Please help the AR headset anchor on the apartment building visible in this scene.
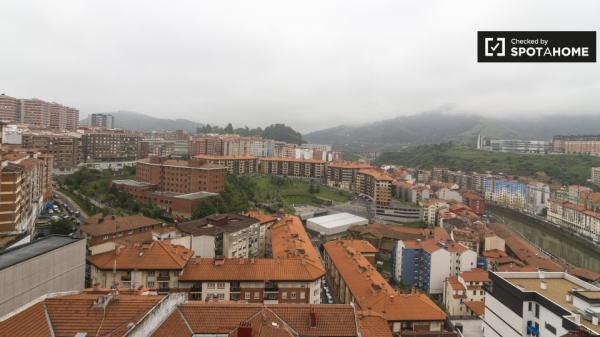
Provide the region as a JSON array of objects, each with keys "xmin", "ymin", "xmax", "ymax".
[
  {"xmin": 0, "ymin": 235, "xmax": 86, "ymax": 318},
  {"xmin": 462, "ymin": 190, "xmax": 486, "ymax": 215},
  {"xmin": 0, "ymin": 94, "xmax": 18, "ymax": 122},
  {"xmin": 191, "ymin": 135, "xmax": 225, "ymax": 156},
  {"xmin": 259, "ymin": 157, "xmax": 326, "ymax": 179},
  {"xmin": 0, "ymin": 294, "xmax": 365, "ymax": 337},
  {"xmin": 194, "ymin": 154, "xmax": 259, "ymax": 174},
  {"xmin": 443, "ymin": 268, "xmax": 491, "ymax": 317},
  {"xmin": 592, "ymin": 167, "xmax": 600, "ymax": 186},
  {"xmin": 136, "ymin": 157, "xmax": 226, "ymax": 194},
  {"xmin": 138, "ymin": 139, "xmax": 175, "ymax": 158},
  {"xmin": 553, "ymin": 135, "xmax": 600, "ymax": 156},
  {"xmin": 179, "ymin": 257, "xmax": 323, "ymax": 303},
  {"xmin": 547, "ymin": 198, "xmax": 600, "ymax": 242},
  {"xmin": 79, "ymin": 214, "xmax": 164, "ymax": 246},
  {"xmin": 112, "ymin": 179, "xmax": 218, "ymax": 218},
  {"xmin": 17, "ymin": 98, "xmax": 50, "ymax": 127},
  {"xmin": 479, "ymin": 138, "xmax": 550, "ymax": 154},
  {"xmin": 484, "ymin": 271, "xmax": 600, "ymax": 337},
  {"xmin": 326, "ymin": 161, "xmax": 372, "ymax": 190},
  {"xmin": 355, "ymin": 168, "xmax": 393, "ymax": 205},
  {"xmin": 81, "ymin": 130, "xmax": 140, "ymax": 167},
  {"xmin": 87, "ymin": 240, "xmax": 193, "ymax": 293},
  {"xmin": 484, "ymin": 177, "xmax": 550, "ymax": 214},
  {"xmin": 89, "ymin": 113, "xmax": 114, "ymax": 129},
  {"xmin": 0, "ymin": 151, "xmax": 53, "ymax": 234},
  {"xmin": 323, "ymin": 239, "xmax": 449, "ymax": 336},
  {"xmin": 392, "ymin": 238, "xmax": 477, "ymax": 294},
  {"xmin": 176, "ymin": 213, "xmax": 269, "ymax": 258},
  {"xmin": 21, "ymin": 132, "xmax": 82, "ymax": 174}
]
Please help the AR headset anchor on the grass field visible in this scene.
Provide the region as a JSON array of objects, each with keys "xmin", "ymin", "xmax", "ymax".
[
  {"xmin": 250, "ymin": 176, "xmax": 353, "ymax": 212},
  {"xmin": 376, "ymin": 143, "xmax": 600, "ymax": 185}
]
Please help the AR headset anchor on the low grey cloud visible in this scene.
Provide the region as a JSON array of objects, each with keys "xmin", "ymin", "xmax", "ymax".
[{"xmin": 0, "ymin": 0, "xmax": 598, "ymax": 132}]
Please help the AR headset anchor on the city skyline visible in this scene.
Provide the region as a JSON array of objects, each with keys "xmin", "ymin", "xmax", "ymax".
[{"xmin": 1, "ymin": 0, "xmax": 599, "ymax": 132}]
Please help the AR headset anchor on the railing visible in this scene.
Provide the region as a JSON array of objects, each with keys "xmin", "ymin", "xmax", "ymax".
[{"xmin": 157, "ymin": 275, "xmax": 170, "ymax": 281}]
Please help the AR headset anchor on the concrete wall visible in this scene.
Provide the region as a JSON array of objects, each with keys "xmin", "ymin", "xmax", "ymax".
[{"xmin": 0, "ymin": 239, "xmax": 86, "ymax": 317}]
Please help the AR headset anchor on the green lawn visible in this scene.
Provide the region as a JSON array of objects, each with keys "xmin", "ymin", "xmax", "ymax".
[
  {"xmin": 376, "ymin": 143, "xmax": 600, "ymax": 185},
  {"xmin": 250, "ymin": 176, "xmax": 353, "ymax": 212}
]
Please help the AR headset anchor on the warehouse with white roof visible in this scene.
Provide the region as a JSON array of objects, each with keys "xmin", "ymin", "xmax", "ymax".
[{"xmin": 306, "ymin": 212, "xmax": 368, "ymax": 236}]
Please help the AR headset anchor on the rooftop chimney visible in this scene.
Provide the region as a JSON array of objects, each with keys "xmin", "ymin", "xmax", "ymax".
[
  {"xmin": 540, "ymin": 280, "xmax": 548, "ymax": 290},
  {"xmin": 237, "ymin": 321, "xmax": 252, "ymax": 337},
  {"xmin": 309, "ymin": 306, "xmax": 317, "ymax": 328}
]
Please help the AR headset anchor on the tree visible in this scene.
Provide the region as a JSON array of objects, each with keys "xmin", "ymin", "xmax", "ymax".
[
  {"xmin": 224, "ymin": 123, "xmax": 234, "ymax": 133},
  {"xmin": 48, "ymin": 218, "xmax": 75, "ymax": 235},
  {"xmin": 192, "ymin": 199, "xmax": 218, "ymax": 219}
]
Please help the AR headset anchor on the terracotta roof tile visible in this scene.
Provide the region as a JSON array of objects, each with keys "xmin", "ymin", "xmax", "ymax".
[
  {"xmin": 151, "ymin": 309, "xmax": 192, "ymax": 337},
  {"xmin": 81, "ymin": 215, "xmax": 163, "ymax": 237},
  {"xmin": 327, "ymin": 161, "xmax": 372, "ymax": 169},
  {"xmin": 0, "ymin": 294, "xmax": 164, "ymax": 337},
  {"xmin": 180, "ymin": 257, "xmax": 323, "ymax": 281},
  {"xmin": 447, "ymin": 276, "xmax": 466, "ymax": 291},
  {"xmin": 460, "ymin": 269, "xmax": 490, "ymax": 283},
  {"xmin": 358, "ymin": 168, "xmax": 393, "ymax": 181},
  {"xmin": 0, "ymin": 302, "xmax": 52, "ymax": 337},
  {"xmin": 464, "ymin": 300, "xmax": 485, "ymax": 316},
  {"xmin": 358, "ymin": 312, "xmax": 393, "ymax": 337},
  {"xmin": 270, "ymin": 215, "xmax": 324, "ymax": 274},
  {"xmin": 87, "ymin": 241, "xmax": 192, "ymax": 270},
  {"xmin": 323, "ymin": 240, "xmax": 446, "ymax": 322}
]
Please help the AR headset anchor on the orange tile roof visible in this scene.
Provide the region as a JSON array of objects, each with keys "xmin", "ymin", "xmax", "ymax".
[
  {"xmin": 340, "ymin": 239, "xmax": 379, "ymax": 254},
  {"xmin": 151, "ymin": 309, "xmax": 192, "ymax": 337},
  {"xmin": 347, "ymin": 223, "xmax": 426, "ymax": 241},
  {"xmin": 0, "ymin": 302, "xmax": 52, "ymax": 337},
  {"xmin": 447, "ymin": 276, "xmax": 466, "ymax": 291},
  {"xmin": 87, "ymin": 241, "xmax": 193, "ymax": 270},
  {"xmin": 323, "ymin": 240, "xmax": 446, "ymax": 322},
  {"xmin": 460, "ymin": 268, "xmax": 490, "ymax": 283},
  {"xmin": 570, "ymin": 267, "xmax": 600, "ymax": 282},
  {"xmin": 357, "ymin": 312, "xmax": 393, "ymax": 337},
  {"xmin": 358, "ymin": 168, "xmax": 393, "ymax": 181},
  {"xmin": 0, "ymin": 294, "xmax": 163, "ymax": 337},
  {"xmin": 327, "ymin": 161, "xmax": 373, "ymax": 169},
  {"xmin": 244, "ymin": 209, "xmax": 276, "ymax": 224},
  {"xmin": 195, "ymin": 154, "xmax": 257, "ymax": 161},
  {"xmin": 176, "ymin": 303, "xmax": 358, "ymax": 336},
  {"xmin": 180, "ymin": 257, "xmax": 324, "ymax": 281},
  {"xmin": 464, "ymin": 300, "xmax": 485, "ymax": 316},
  {"xmin": 261, "ymin": 157, "xmax": 326, "ymax": 164},
  {"xmin": 81, "ymin": 215, "xmax": 163, "ymax": 237},
  {"xmin": 270, "ymin": 215, "xmax": 324, "ymax": 273}
]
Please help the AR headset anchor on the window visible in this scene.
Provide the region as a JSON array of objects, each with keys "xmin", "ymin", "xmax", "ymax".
[
  {"xmin": 217, "ymin": 294, "xmax": 225, "ymax": 300},
  {"xmin": 254, "ymin": 292, "xmax": 260, "ymax": 300},
  {"xmin": 147, "ymin": 281, "xmax": 155, "ymax": 288},
  {"xmin": 290, "ymin": 291, "xmax": 297, "ymax": 299},
  {"xmin": 535, "ymin": 304, "xmax": 540, "ymax": 318},
  {"xmin": 528, "ymin": 302, "xmax": 532, "ymax": 311},
  {"xmin": 545, "ymin": 322, "xmax": 556, "ymax": 335},
  {"xmin": 148, "ymin": 271, "xmax": 155, "ymax": 276},
  {"xmin": 300, "ymin": 291, "xmax": 305, "ymax": 300},
  {"xmin": 217, "ymin": 282, "xmax": 225, "ymax": 289},
  {"xmin": 282, "ymin": 292, "xmax": 287, "ymax": 300},
  {"xmin": 207, "ymin": 282, "xmax": 215, "ymax": 289},
  {"xmin": 245, "ymin": 292, "xmax": 250, "ymax": 300}
]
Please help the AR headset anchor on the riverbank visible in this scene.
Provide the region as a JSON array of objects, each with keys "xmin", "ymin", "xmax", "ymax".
[
  {"xmin": 488, "ymin": 205, "xmax": 600, "ymax": 273},
  {"xmin": 488, "ymin": 205, "xmax": 600, "ymax": 255}
]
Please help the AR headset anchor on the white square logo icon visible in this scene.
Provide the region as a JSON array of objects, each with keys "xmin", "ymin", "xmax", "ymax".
[{"xmin": 485, "ymin": 37, "xmax": 505, "ymax": 57}]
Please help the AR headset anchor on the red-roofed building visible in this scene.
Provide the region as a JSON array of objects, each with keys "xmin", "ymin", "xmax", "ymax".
[{"xmin": 443, "ymin": 268, "xmax": 490, "ymax": 317}]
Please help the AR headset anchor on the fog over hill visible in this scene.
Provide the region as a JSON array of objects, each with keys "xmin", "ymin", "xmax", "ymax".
[{"xmin": 304, "ymin": 111, "xmax": 600, "ymax": 150}]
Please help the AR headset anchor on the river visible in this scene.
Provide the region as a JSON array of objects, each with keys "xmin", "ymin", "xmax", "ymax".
[{"xmin": 489, "ymin": 207, "xmax": 600, "ymax": 273}]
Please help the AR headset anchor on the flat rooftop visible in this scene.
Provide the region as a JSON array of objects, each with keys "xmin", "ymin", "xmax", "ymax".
[
  {"xmin": 112, "ymin": 179, "xmax": 153, "ymax": 187},
  {"xmin": 505, "ymin": 274, "xmax": 600, "ymax": 334},
  {"xmin": 307, "ymin": 212, "xmax": 367, "ymax": 228},
  {"xmin": 176, "ymin": 191, "xmax": 219, "ymax": 200},
  {"xmin": 0, "ymin": 235, "xmax": 82, "ymax": 270}
]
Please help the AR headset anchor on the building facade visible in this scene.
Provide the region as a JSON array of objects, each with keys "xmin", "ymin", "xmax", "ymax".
[
  {"xmin": 89, "ymin": 113, "xmax": 115, "ymax": 129},
  {"xmin": 194, "ymin": 155, "xmax": 259, "ymax": 174},
  {"xmin": 259, "ymin": 157, "xmax": 325, "ymax": 179}
]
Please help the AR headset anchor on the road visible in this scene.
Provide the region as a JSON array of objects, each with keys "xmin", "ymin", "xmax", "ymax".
[{"xmin": 53, "ymin": 190, "xmax": 88, "ymax": 223}]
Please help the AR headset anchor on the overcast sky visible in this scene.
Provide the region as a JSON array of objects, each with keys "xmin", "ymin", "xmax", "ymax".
[{"xmin": 1, "ymin": 0, "xmax": 599, "ymax": 132}]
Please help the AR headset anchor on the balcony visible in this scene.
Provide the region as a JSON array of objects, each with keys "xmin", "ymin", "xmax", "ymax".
[
  {"xmin": 264, "ymin": 291, "xmax": 278, "ymax": 301},
  {"xmin": 120, "ymin": 275, "xmax": 131, "ymax": 282},
  {"xmin": 157, "ymin": 275, "xmax": 170, "ymax": 281}
]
